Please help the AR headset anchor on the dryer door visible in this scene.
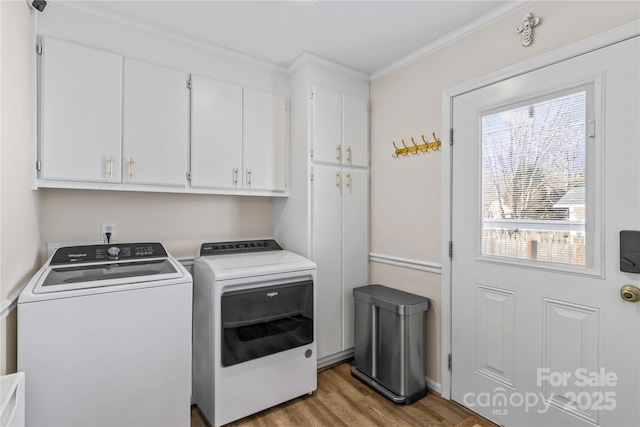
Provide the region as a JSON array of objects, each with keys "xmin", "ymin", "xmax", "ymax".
[{"xmin": 221, "ymin": 280, "xmax": 313, "ymax": 366}]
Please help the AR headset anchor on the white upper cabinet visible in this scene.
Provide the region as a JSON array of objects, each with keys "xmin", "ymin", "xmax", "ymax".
[
  {"xmin": 312, "ymin": 87, "xmax": 342, "ymax": 165},
  {"xmin": 243, "ymin": 88, "xmax": 287, "ymax": 192},
  {"xmin": 312, "ymin": 86, "xmax": 368, "ymax": 167},
  {"xmin": 190, "ymin": 75, "xmax": 243, "ymax": 190},
  {"xmin": 342, "ymin": 95, "xmax": 369, "ymax": 168},
  {"xmin": 37, "ymin": 37, "xmax": 288, "ymax": 196},
  {"xmin": 122, "ymin": 59, "xmax": 190, "ymax": 187},
  {"xmin": 40, "ymin": 38, "xmax": 123, "ymax": 182}
]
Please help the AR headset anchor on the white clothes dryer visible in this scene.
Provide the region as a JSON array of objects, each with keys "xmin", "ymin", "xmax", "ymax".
[
  {"xmin": 192, "ymin": 240, "xmax": 317, "ymax": 427},
  {"xmin": 18, "ymin": 242, "xmax": 192, "ymax": 427}
]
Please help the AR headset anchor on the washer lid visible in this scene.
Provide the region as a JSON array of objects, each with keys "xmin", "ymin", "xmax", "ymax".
[{"xmin": 43, "ymin": 258, "xmax": 176, "ymax": 286}]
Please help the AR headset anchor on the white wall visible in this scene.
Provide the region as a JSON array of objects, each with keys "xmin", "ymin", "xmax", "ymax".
[
  {"xmin": 1, "ymin": 0, "xmax": 41, "ymax": 375},
  {"xmin": 370, "ymin": 0, "xmax": 640, "ymax": 386},
  {"xmin": 39, "ymin": 189, "xmax": 273, "ymax": 258}
]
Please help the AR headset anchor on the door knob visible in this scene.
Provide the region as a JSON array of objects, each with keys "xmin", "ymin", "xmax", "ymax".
[{"xmin": 620, "ymin": 285, "xmax": 640, "ymax": 302}]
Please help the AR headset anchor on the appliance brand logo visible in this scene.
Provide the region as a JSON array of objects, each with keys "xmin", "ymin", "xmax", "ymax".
[
  {"xmin": 266, "ymin": 292, "xmax": 278, "ymax": 298},
  {"xmin": 68, "ymin": 253, "xmax": 87, "ymax": 258}
]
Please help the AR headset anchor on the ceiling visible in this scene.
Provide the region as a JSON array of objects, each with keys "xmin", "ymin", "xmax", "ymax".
[{"xmin": 75, "ymin": 0, "xmax": 510, "ymax": 75}]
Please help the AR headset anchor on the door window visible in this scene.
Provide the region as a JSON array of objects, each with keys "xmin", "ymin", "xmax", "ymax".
[{"xmin": 480, "ymin": 86, "xmax": 598, "ymax": 271}]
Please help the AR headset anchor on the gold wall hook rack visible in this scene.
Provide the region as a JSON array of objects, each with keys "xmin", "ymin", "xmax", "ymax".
[{"xmin": 392, "ymin": 132, "xmax": 441, "ymax": 158}]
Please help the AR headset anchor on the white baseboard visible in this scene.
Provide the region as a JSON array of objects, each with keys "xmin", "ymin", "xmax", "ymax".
[
  {"xmin": 317, "ymin": 349, "xmax": 354, "ymax": 369},
  {"xmin": 426, "ymin": 376, "xmax": 442, "ymax": 395}
]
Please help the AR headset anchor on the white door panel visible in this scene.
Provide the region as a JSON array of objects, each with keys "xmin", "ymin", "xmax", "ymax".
[
  {"xmin": 41, "ymin": 38, "xmax": 122, "ymax": 182},
  {"xmin": 312, "ymin": 164, "xmax": 343, "ymax": 358},
  {"xmin": 451, "ymin": 37, "xmax": 639, "ymax": 426},
  {"xmin": 342, "ymin": 95, "xmax": 369, "ymax": 168},
  {"xmin": 190, "ymin": 75, "xmax": 242, "ymax": 189},
  {"xmin": 312, "ymin": 86, "xmax": 342, "ymax": 165},
  {"xmin": 243, "ymin": 89, "xmax": 286, "ymax": 191},
  {"xmin": 342, "ymin": 168, "xmax": 369, "ymax": 349},
  {"xmin": 123, "ymin": 59, "xmax": 189, "ymax": 186}
]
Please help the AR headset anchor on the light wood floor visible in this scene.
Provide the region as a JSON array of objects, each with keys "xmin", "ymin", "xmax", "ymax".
[{"xmin": 191, "ymin": 361, "xmax": 495, "ymax": 427}]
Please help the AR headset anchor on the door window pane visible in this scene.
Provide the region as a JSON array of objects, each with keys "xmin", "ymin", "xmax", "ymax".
[{"xmin": 481, "ymin": 90, "xmax": 589, "ymax": 267}]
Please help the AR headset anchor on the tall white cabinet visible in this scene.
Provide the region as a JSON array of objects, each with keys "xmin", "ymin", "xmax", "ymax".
[{"xmin": 274, "ymin": 57, "xmax": 369, "ymax": 365}]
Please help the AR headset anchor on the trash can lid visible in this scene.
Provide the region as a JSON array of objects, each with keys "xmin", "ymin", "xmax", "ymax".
[{"xmin": 353, "ymin": 284, "xmax": 430, "ymax": 315}]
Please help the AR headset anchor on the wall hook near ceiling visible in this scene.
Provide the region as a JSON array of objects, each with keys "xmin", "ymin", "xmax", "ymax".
[
  {"xmin": 392, "ymin": 132, "xmax": 441, "ymax": 158},
  {"xmin": 515, "ymin": 12, "xmax": 541, "ymax": 47}
]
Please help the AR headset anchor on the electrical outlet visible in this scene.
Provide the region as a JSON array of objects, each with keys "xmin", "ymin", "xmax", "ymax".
[{"xmin": 101, "ymin": 222, "xmax": 116, "ymax": 242}]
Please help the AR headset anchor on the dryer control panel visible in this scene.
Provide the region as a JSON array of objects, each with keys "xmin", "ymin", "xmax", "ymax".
[
  {"xmin": 51, "ymin": 242, "xmax": 168, "ymax": 265},
  {"xmin": 200, "ymin": 239, "xmax": 282, "ymax": 256}
]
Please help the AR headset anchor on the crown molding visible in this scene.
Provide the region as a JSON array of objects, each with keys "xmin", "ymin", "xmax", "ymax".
[
  {"xmin": 46, "ymin": 1, "xmax": 289, "ymax": 76},
  {"xmin": 288, "ymin": 51, "xmax": 370, "ymax": 80},
  {"xmin": 370, "ymin": 0, "xmax": 536, "ymax": 82}
]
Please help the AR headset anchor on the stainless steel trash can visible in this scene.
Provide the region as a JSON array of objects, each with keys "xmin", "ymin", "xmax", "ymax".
[{"xmin": 351, "ymin": 284, "xmax": 430, "ymax": 405}]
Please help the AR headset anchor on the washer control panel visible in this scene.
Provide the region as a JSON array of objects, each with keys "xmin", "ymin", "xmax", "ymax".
[
  {"xmin": 200, "ymin": 239, "xmax": 282, "ymax": 256},
  {"xmin": 51, "ymin": 243, "xmax": 168, "ymax": 265}
]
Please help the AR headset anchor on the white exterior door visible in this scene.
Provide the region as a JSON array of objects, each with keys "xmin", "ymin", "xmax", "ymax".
[
  {"xmin": 40, "ymin": 38, "xmax": 122, "ymax": 183},
  {"xmin": 243, "ymin": 88, "xmax": 287, "ymax": 192},
  {"xmin": 451, "ymin": 37, "xmax": 639, "ymax": 426},
  {"xmin": 190, "ymin": 75, "xmax": 242, "ymax": 189},
  {"xmin": 123, "ymin": 59, "xmax": 189, "ymax": 186}
]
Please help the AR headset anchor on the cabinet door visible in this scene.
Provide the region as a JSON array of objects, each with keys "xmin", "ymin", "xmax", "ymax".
[
  {"xmin": 312, "ymin": 86, "xmax": 342, "ymax": 165},
  {"xmin": 191, "ymin": 75, "xmax": 242, "ymax": 189},
  {"xmin": 123, "ymin": 59, "xmax": 189, "ymax": 186},
  {"xmin": 342, "ymin": 168, "xmax": 369, "ymax": 350},
  {"xmin": 40, "ymin": 38, "xmax": 122, "ymax": 182},
  {"xmin": 243, "ymin": 89, "xmax": 286, "ymax": 191},
  {"xmin": 312, "ymin": 164, "xmax": 344, "ymax": 359},
  {"xmin": 342, "ymin": 95, "xmax": 369, "ymax": 168}
]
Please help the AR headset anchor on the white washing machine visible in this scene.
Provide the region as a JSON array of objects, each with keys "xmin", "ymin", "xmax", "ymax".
[
  {"xmin": 18, "ymin": 242, "xmax": 192, "ymax": 427},
  {"xmin": 192, "ymin": 240, "xmax": 317, "ymax": 427}
]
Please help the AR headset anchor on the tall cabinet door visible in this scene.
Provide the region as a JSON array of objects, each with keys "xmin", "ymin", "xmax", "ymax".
[
  {"xmin": 40, "ymin": 38, "xmax": 122, "ymax": 182},
  {"xmin": 191, "ymin": 75, "xmax": 243, "ymax": 189},
  {"xmin": 342, "ymin": 168, "xmax": 369, "ymax": 349},
  {"xmin": 342, "ymin": 95, "xmax": 369, "ymax": 168},
  {"xmin": 312, "ymin": 164, "xmax": 344, "ymax": 359},
  {"xmin": 312, "ymin": 87, "xmax": 342, "ymax": 165},
  {"xmin": 123, "ymin": 59, "xmax": 189, "ymax": 186},
  {"xmin": 243, "ymin": 89, "xmax": 286, "ymax": 191}
]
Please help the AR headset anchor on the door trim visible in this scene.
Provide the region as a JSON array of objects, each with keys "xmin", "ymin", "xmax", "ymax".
[{"xmin": 439, "ymin": 20, "xmax": 640, "ymax": 400}]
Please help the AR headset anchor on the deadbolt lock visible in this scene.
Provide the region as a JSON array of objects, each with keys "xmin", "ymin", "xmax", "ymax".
[{"xmin": 620, "ymin": 285, "xmax": 640, "ymax": 302}]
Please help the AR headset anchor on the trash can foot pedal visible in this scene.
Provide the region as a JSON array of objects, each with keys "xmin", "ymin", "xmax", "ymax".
[{"xmin": 351, "ymin": 366, "xmax": 427, "ymax": 405}]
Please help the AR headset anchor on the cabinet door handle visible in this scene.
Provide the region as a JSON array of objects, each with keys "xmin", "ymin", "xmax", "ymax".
[
  {"xmin": 336, "ymin": 144, "xmax": 341, "ymax": 161},
  {"xmin": 234, "ymin": 167, "xmax": 239, "ymax": 186},
  {"xmin": 109, "ymin": 155, "xmax": 113, "ymax": 179},
  {"xmin": 336, "ymin": 171, "xmax": 341, "ymax": 187},
  {"xmin": 346, "ymin": 171, "xmax": 351, "ymax": 188},
  {"xmin": 247, "ymin": 168, "xmax": 252, "ymax": 186},
  {"xmin": 346, "ymin": 146, "xmax": 352, "ymax": 162},
  {"xmin": 129, "ymin": 157, "xmax": 135, "ymax": 180}
]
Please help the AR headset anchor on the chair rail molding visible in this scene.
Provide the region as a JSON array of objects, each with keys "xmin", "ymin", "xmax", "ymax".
[{"xmin": 369, "ymin": 253, "xmax": 441, "ymax": 275}]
